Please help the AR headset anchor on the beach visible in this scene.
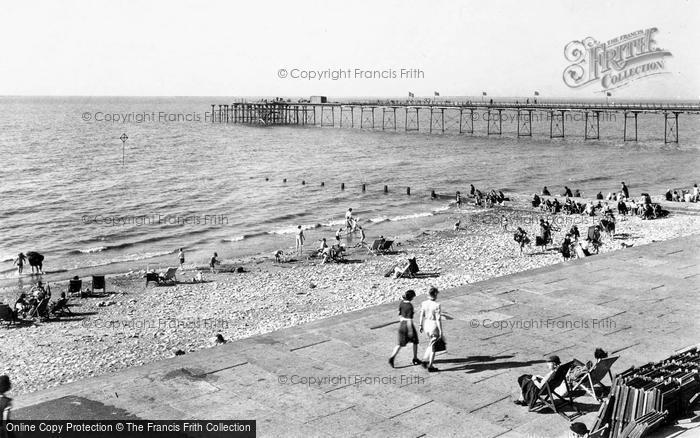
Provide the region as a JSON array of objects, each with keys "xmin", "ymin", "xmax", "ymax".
[{"xmin": 2, "ymin": 194, "xmax": 699, "ymax": 396}]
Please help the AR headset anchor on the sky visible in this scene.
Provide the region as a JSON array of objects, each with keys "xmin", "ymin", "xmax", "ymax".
[{"xmin": 0, "ymin": 0, "xmax": 698, "ymax": 98}]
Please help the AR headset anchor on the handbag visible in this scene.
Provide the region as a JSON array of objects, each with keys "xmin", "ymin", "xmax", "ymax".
[{"xmin": 433, "ymin": 335, "xmax": 447, "ymax": 353}]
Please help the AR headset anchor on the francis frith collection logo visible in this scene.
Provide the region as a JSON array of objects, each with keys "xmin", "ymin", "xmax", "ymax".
[{"xmin": 563, "ymin": 27, "xmax": 672, "ymax": 92}]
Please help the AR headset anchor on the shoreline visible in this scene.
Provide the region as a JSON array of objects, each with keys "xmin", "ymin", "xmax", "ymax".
[
  {"xmin": 2, "ymin": 192, "xmax": 699, "ymax": 396},
  {"xmin": 2, "ymin": 190, "xmax": 697, "ymax": 289}
]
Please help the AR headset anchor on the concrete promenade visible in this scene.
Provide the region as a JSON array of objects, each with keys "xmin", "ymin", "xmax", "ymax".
[{"xmin": 13, "ymin": 235, "xmax": 700, "ymax": 437}]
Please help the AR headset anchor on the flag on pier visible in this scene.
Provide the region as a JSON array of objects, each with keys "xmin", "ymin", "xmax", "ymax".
[
  {"xmin": 534, "ymin": 91, "xmax": 540, "ymax": 96},
  {"xmin": 434, "ymin": 91, "xmax": 440, "ymax": 96},
  {"xmin": 408, "ymin": 92, "xmax": 414, "ymax": 98}
]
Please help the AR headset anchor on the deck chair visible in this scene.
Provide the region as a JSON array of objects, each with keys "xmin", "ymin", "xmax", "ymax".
[
  {"xmin": 0, "ymin": 304, "xmax": 16, "ymax": 327},
  {"xmin": 159, "ymin": 267, "xmax": 178, "ymax": 285},
  {"xmin": 92, "ymin": 275, "xmax": 106, "ymax": 293},
  {"xmin": 530, "ymin": 361, "xmax": 580, "ymax": 420},
  {"xmin": 379, "ymin": 240, "xmax": 394, "ymax": 254},
  {"xmin": 29, "ymin": 297, "xmax": 51, "ymax": 321},
  {"xmin": 145, "ymin": 272, "xmax": 159, "ymax": 286},
  {"xmin": 571, "ymin": 356, "xmax": 618, "ymax": 402},
  {"xmin": 68, "ymin": 279, "xmax": 82, "ymax": 296},
  {"xmin": 367, "ymin": 239, "xmax": 383, "ymax": 255},
  {"xmin": 50, "ymin": 298, "xmax": 73, "ymax": 317}
]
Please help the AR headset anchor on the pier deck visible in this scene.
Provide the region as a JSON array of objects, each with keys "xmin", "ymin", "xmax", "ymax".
[{"xmin": 210, "ymin": 100, "xmax": 700, "ymax": 143}]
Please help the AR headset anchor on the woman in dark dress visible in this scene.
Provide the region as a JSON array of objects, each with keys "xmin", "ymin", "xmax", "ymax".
[{"xmin": 389, "ymin": 290, "xmax": 421, "ymax": 368}]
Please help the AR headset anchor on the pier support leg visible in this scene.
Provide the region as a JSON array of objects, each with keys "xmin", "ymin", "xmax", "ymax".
[
  {"xmin": 405, "ymin": 107, "xmax": 419, "ymax": 132},
  {"xmin": 664, "ymin": 112, "xmax": 679, "ymax": 143},
  {"xmin": 584, "ymin": 111, "xmax": 600, "ymax": 140},
  {"xmin": 517, "ymin": 110, "xmax": 532, "ymax": 137},
  {"xmin": 623, "ymin": 112, "xmax": 638, "ymax": 141},
  {"xmin": 550, "ymin": 110, "xmax": 564, "ymax": 138}
]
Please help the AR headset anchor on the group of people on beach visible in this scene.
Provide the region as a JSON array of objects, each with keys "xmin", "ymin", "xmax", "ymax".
[
  {"xmin": 665, "ymin": 184, "xmax": 698, "ymax": 203},
  {"xmin": 287, "ymin": 207, "xmax": 367, "ymax": 264}
]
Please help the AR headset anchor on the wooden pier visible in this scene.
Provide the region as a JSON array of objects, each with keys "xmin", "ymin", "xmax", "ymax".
[{"xmin": 210, "ymin": 100, "xmax": 700, "ymax": 144}]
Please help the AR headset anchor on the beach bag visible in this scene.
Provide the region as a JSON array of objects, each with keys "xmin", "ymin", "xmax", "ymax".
[{"xmin": 433, "ymin": 335, "xmax": 447, "ymax": 353}]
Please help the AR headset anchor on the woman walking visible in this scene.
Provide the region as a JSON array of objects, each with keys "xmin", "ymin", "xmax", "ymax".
[
  {"xmin": 419, "ymin": 286, "xmax": 443, "ymax": 372},
  {"xmin": 388, "ymin": 290, "xmax": 421, "ymax": 368}
]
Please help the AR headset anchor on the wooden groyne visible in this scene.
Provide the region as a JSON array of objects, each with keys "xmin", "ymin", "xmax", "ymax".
[{"xmin": 210, "ymin": 100, "xmax": 700, "ymax": 143}]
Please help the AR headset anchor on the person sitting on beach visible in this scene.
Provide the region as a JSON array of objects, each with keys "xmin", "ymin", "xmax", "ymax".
[
  {"xmin": 320, "ymin": 246, "xmax": 332, "ymax": 264},
  {"xmin": 567, "ymin": 348, "xmax": 609, "ymax": 387},
  {"xmin": 455, "ymin": 191, "xmax": 462, "ymax": 208},
  {"xmin": 210, "ymin": 252, "xmax": 220, "ymax": 272},
  {"xmin": 665, "ymin": 189, "xmax": 673, "ymax": 201},
  {"xmin": 514, "ymin": 355, "xmax": 561, "ymax": 407},
  {"xmin": 31, "ymin": 281, "xmax": 49, "ymax": 301},
  {"xmin": 542, "ymin": 186, "xmax": 551, "ymax": 196},
  {"xmin": 551, "ymin": 198, "xmax": 561, "ymax": 213},
  {"xmin": 617, "ymin": 199, "xmax": 628, "ymax": 216},
  {"xmin": 13, "ymin": 253, "xmax": 26, "ymax": 276},
  {"xmin": 470, "ymin": 184, "xmax": 476, "ymax": 196},
  {"xmin": 563, "ymin": 186, "xmax": 573, "ymax": 198},
  {"xmin": 532, "ymin": 193, "xmax": 541, "ymax": 208},
  {"xmin": 672, "ymin": 190, "xmax": 680, "ymax": 202},
  {"xmin": 501, "ymin": 215, "xmax": 508, "ymax": 231},
  {"xmin": 568, "ymin": 225, "xmax": 580, "ymax": 241},
  {"xmin": 694, "ymin": 184, "xmax": 699, "ymax": 202},
  {"xmin": 596, "ymin": 191, "xmax": 604, "ymax": 200},
  {"xmin": 273, "ymin": 250, "xmax": 284, "ymax": 263},
  {"xmin": 388, "ymin": 290, "xmax": 422, "ymax": 368},
  {"xmin": 453, "ymin": 220, "xmax": 460, "ymax": 231},
  {"xmin": 14, "ymin": 293, "xmax": 28, "ymax": 319},
  {"xmin": 193, "ymin": 271, "xmax": 204, "ymax": 283},
  {"xmin": 574, "ymin": 189, "xmax": 581, "ymax": 197}
]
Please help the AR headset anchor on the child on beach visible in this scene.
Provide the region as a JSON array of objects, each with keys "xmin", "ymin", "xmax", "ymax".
[
  {"xmin": 295, "ymin": 226, "xmax": 305, "ymax": 256},
  {"xmin": 389, "ymin": 290, "xmax": 421, "ymax": 368},
  {"xmin": 210, "ymin": 252, "xmax": 220, "ymax": 273},
  {"xmin": 13, "ymin": 253, "xmax": 26, "ymax": 275},
  {"xmin": 178, "ymin": 248, "xmax": 185, "ymax": 270},
  {"xmin": 335, "ymin": 227, "xmax": 343, "ymax": 244}
]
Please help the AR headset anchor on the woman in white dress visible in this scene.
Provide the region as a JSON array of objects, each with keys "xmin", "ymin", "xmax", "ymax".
[{"xmin": 419, "ymin": 286, "xmax": 443, "ymax": 372}]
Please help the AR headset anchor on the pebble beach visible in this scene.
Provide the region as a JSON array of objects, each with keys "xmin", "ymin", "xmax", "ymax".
[{"xmin": 2, "ymin": 194, "xmax": 699, "ymax": 395}]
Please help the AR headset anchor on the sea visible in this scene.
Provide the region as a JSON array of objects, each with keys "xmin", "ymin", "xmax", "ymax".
[{"xmin": 1, "ymin": 96, "xmax": 698, "ymax": 284}]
